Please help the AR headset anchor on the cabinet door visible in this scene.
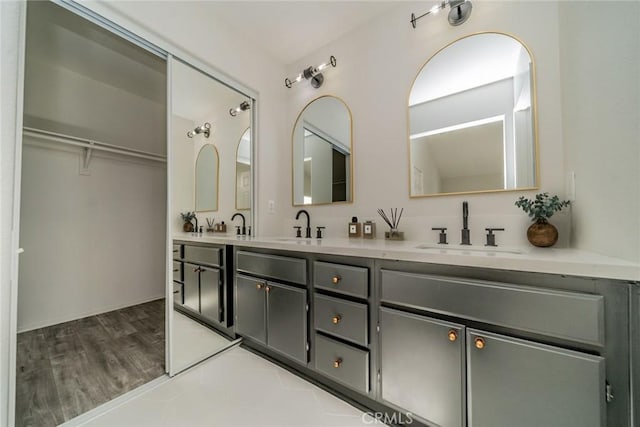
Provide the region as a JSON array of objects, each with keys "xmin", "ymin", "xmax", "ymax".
[
  {"xmin": 235, "ymin": 275, "xmax": 266, "ymax": 344},
  {"xmin": 200, "ymin": 266, "xmax": 221, "ymax": 323},
  {"xmin": 380, "ymin": 307, "xmax": 465, "ymax": 427},
  {"xmin": 467, "ymin": 329, "xmax": 605, "ymax": 427},
  {"xmin": 183, "ymin": 262, "xmax": 200, "ymax": 312},
  {"xmin": 266, "ymin": 282, "xmax": 307, "ymax": 364}
]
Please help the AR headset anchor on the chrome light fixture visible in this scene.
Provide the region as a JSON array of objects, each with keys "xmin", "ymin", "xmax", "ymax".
[
  {"xmin": 411, "ymin": 0, "xmax": 472, "ymax": 28},
  {"xmin": 229, "ymin": 101, "xmax": 251, "ymax": 117},
  {"xmin": 187, "ymin": 122, "xmax": 211, "ymax": 138},
  {"xmin": 285, "ymin": 55, "xmax": 337, "ymax": 89}
]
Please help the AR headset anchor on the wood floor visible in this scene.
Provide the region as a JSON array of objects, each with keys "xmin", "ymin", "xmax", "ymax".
[{"xmin": 15, "ymin": 299, "xmax": 165, "ymax": 427}]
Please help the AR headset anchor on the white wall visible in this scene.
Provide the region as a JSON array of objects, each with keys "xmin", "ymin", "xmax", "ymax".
[
  {"xmin": 559, "ymin": 1, "xmax": 640, "ymax": 263},
  {"xmin": 24, "ymin": 58, "xmax": 166, "ymax": 154},
  {"xmin": 283, "ymin": 1, "xmax": 569, "ymax": 246},
  {"xmin": 18, "ymin": 138, "xmax": 166, "ymax": 331}
]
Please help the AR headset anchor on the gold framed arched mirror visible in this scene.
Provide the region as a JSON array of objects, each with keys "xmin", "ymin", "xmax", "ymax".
[
  {"xmin": 195, "ymin": 143, "xmax": 219, "ymax": 211},
  {"xmin": 409, "ymin": 32, "xmax": 539, "ymax": 197},
  {"xmin": 236, "ymin": 127, "xmax": 251, "ymax": 210},
  {"xmin": 292, "ymin": 95, "xmax": 353, "ymax": 206}
]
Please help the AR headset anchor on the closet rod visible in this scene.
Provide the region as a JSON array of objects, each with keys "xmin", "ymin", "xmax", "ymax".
[{"xmin": 23, "ymin": 127, "xmax": 167, "ymax": 163}]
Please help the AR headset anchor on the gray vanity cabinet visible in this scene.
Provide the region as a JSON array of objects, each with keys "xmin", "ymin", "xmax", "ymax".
[
  {"xmin": 467, "ymin": 329, "xmax": 605, "ymax": 427},
  {"xmin": 379, "ymin": 269, "xmax": 609, "ymax": 427},
  {"xmin": 172, "ymin": 250, "xmax": 183, "ymax": 305},
  {"xmin": 235, "ymin": 275, "xmax": 267, "ymax": 344},
  {"xmin": 174, "ymin": 242, "xmax": 229, "ymax": 329},
  {"xmin": 183, "ymin": 262, "xmax": 201, "ymax": 312},
  {"xmin": 379, "ymin": 307, "xmax": 465, "ymax": 427},
  {"xmin": 266, "ymin": 282, "xmax": 307, "ymax": 364},
  {"xmin": 235, "ymin": 274, "xmax": 308, "ymax": 363},
  {"xmin": 199, "ymin": 266, "xmax": 222, "ymax": 322},
  {"xmin": 182, "ymin": 262, "xmax": 222, "ymax": 322},
  {"xmin": 235, "ymin": 250, "xmax": 309, "ymax": 365}
]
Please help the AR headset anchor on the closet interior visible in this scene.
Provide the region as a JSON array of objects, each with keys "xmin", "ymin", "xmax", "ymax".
[{"xmin": 16, "ymin": 2, "xmax": 167, "ymax": 425}]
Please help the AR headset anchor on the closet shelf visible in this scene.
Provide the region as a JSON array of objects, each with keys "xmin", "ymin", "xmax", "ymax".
[{"xmin": 22, "ymin": 127, "xmax": 167, "ymax": 165}]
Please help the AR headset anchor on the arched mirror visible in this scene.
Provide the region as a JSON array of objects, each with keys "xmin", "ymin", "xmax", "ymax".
[
  {"xmin": 409, "ymin": 32, "xmax": 539, "ymax": 196},
  {"xmin": 236, "ymin": 128, "xmax": 251, "ymax": 210},
  {"xmin": 195, "ymin": 144, "xmax": 219, "ymax": 211},
  {"xmin": 292, "ymin": 96, "xmax": 352, "ymax": 205}
]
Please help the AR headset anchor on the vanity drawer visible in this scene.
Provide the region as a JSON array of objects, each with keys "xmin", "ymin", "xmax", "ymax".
[
  {"xmin": 237, "ymin": 251, "xmax": 306, "ymax": 285},
  {"xmin": 172, "ymin": 244, "xmax": 182, "ymax": 260},
  {"xmin": 184, "ymin": 245, "xmax": 222, "ymax": 267},
  {"xmin": 381, "ymin": 270, "xmax": 604, "ymax": 346},
  {"xmin": 315, "ymin": 294, "xmax": 368, "ymax": 346},
  {"xmin": 173, "ymin": 281, "xmax": 183, "ymax": 305},
  {"xmin": 314, "ymin": 333, "xmax": 369, "ymax": 393},
  {"xmin": 172, "ymin": 261, "xmax": 182, "ymax": 282},
  {"xmin": 314, "ymin": 261, "xmax": 368, "ymax": 298}
]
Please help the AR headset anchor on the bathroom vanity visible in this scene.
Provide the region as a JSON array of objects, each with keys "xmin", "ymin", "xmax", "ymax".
[
  {"xmin": 174, "ymin": 235, "xmax": 639, "ymax": 427},
  {"xmin": 173, "ymin": 241, "xmax": 234, "ymax": 335}
]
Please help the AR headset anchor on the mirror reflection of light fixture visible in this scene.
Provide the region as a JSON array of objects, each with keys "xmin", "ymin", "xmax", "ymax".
[
  {"xmin": 229, "ymin": 101, "xmax": 251, "ymax": 117},
  {"xmin": 285, "ymin": 55, "xmax": 337, "ymax": 89},
  {"xmin": 187, "ymin": 122, "xmax": 211, "ymax": 138},
  {"xmin": 411, "ymin": 0, "xmax": 472, "ymax": 28}
]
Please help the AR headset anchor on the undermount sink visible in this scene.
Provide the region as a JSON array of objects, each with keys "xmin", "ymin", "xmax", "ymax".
[
  {"xmin": 415, "ymin": 243, "xmax": 524, "ymax": 255},
  {"xmin": 273, "ymin": 237, "xmax": 315, "ymax": 244}
]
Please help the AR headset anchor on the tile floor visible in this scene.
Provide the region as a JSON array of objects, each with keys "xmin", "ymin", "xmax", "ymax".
[
  {"xmin": 80, "ymin": 346, "xmax": 379, "ymax": 427},
  {"xmin": 171, "ymin": 310, "xmax": 237, "ymax": 374}
]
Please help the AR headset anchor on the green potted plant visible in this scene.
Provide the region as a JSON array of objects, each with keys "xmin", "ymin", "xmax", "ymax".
[
  {"xmin": 180, "ymin": 211, "xmax": 196, "ymax": 232},
  {"xmin": 515, "ymin": 193, "xmax": 570, "ymax": 247}
]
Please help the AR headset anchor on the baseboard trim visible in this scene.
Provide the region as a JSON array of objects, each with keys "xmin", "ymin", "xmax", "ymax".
[
  {"xmin": 58, "ymin": 374, "xmax": 170, "ymax": 427},
  {"xmin": 17, "ymin": 295, "xmax": 165, "ymax": 333}
]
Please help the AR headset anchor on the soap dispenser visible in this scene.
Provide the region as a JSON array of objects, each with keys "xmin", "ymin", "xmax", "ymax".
[{"xmin": 348, "ymin": 216, "xmax": 361, "ymax": 238}]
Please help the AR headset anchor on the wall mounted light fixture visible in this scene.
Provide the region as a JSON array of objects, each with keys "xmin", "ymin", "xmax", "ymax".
[
  {"xmin": 285, "ymin": 55, "xmax": 337, "ymax": 89},
  {"xmin": 411, "ymin": 0, "xmax": 472, "ymax": 28},
  {"xmin": 187, "ymin": 122, "xmax": 211, "ymax": 138},
  {"xmin": 229, "ymin": 101, "xmax": 251, "ymax": 117}
]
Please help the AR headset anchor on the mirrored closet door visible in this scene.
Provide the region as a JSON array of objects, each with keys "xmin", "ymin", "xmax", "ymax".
[
  {"xmin": 16, "ymin": 1, "xmax": 167, "ymax": 425},
  {"xmin": 169, "ymin": 57, "xmax": 252, "ymax": 375}
]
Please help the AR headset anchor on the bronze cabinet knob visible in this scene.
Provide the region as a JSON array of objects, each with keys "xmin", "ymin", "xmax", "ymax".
[
  {"xmin": 256, "ymin": 283, "xmax": 264, "ymax": 290},
  {"xmin": 331, "ymin": 275, "xmax": 341, "ymax": 284},
  {"xmin": 332, "ymin": 315, "xmax": 342, "ymax": 325},
  {"xmin": 448, "ymin": 329, "xmax": 458, "ymax": 342},
  {"xmin": 474, "ymin": 337, "xmax": 486, "ymax": 350},
  {"xmin": 333, "ymin": 358, "xmax": 343, "ymax": 368}
]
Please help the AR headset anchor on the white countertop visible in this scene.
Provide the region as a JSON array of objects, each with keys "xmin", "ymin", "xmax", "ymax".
[{"xmin": 174, "ymin": 233, "xmax": 640, "ymax": 281}]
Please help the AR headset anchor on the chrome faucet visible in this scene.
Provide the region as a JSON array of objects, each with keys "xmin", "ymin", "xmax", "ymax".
[
  {"xmin": 231, "ymin": 212, "xmax": 246, "ymax": 235},
  {"xmin": 295, "ymin": 209, "xmax": 312, "ymax": 238},
  {"xmin": 461, "ymin": 201, "xmax": 471, "ymax": 245}
]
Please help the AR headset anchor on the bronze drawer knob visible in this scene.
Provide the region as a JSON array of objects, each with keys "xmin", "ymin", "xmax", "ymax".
[
  {"xmin": 448, "ymin": 329, "xmax": 458, "ymax": 342},
  {"xmin": 474, "ymin": 337, "xmax": 486, "ymax": 350},
  {"xmin": 331, "ymin": 275, "xmax": 341, "ymax": 284},
  {"xmin": 332, "ymin": 315, "xmax": 342, "ymax": 325},
  {"xmin": 333, "ymin": 358, "xmax": 343, "ymax": 368}
]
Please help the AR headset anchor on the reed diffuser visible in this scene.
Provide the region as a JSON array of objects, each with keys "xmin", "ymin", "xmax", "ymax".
[{"xmin": 378, "ymin": 208, "xmax": 404, "ymax": 241}]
